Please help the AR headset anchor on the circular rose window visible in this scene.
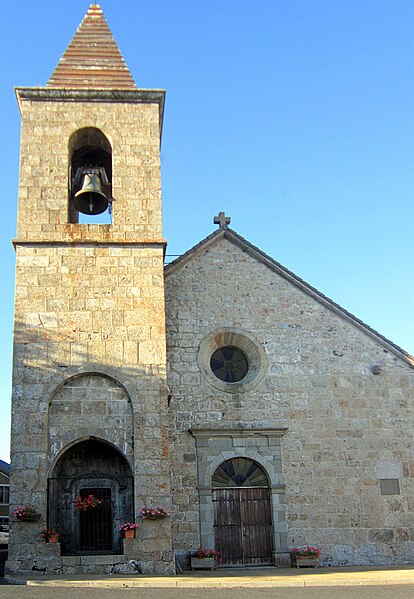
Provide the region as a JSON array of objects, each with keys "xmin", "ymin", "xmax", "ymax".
[
  {"xmin": 210, "ymin": 346, "xmax": 249, "ymax": 383},
  {"xmin": 198, "ymin": 328, "xmax": 267, "ymax": 393}
]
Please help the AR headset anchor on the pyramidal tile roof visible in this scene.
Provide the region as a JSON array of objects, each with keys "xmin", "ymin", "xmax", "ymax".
[{"xmin": 47, "ymin": 4, "xmax": 137, "ymax": 90}]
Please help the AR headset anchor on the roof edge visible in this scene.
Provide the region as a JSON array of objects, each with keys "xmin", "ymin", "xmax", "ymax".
[
  {"xmin": 165, "ymin": 227, "xmax": 414, "ymax": 368},
  {"xmin": 0, "ymin": 459, "xmax": 10, "ymax": 476}
]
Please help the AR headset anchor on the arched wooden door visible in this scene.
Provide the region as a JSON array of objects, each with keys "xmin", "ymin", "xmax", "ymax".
[{"xmin": 212, "ymin": 458, "xmax": 273, "ymax": 566}]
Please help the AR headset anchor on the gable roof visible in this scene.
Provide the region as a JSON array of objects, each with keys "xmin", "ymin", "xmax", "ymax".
[
  {"xmin": 165, "ymin": 227, "xmax": 414, "ymax": 367},
  {"xmin": 47, "ymin": 4, "xmax": 137, "ymax": 90},
  {"xmin": 0, "ymin": 460, "xmax": 10, "ymax": 477}
]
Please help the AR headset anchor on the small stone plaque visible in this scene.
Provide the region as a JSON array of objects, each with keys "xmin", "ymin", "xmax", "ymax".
[{"xmin": 380, "ymin": 479, "xmax": 400, "ymax": 495}]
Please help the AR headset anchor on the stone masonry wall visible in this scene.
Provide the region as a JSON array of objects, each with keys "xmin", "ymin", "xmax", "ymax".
[
  {"xmin": 16, "ymin": 98, "xmax": 163, "ymax": 242},
  {"xmin": 165, "ymin": 236, "xmax": 414, "ymax": 566},
  {"xmin": 48, "ymin": 374, "xmax": 134, "ymax": 468},
  {"xmin": 8, "ymin": 94, "xmax": 174, "ymax": 574}
]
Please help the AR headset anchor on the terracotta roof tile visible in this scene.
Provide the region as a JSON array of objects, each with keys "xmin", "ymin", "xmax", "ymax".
[{"xmin": 47, "ymin": 4, "xmax": 137, "ymax": 90}]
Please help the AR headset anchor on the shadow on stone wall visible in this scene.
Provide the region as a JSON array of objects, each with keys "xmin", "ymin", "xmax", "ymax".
[{"xmin": 9, "ymin": 316, "xmax": 172, "ymax": 520}]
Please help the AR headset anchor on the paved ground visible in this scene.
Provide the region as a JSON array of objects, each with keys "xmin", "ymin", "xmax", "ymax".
[
  {"xmin": 2, "ymin": 585, "xmax": 414, "ymax": 599},
  {"xmin": 4, "ymin": 564, "xmax": 414, "ymax": 588}
]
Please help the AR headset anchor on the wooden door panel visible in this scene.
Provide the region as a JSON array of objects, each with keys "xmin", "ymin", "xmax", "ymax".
[
  {"xmin": 213, "ymin": 487, "xmax": 273, "ymax": 566},
  {"xmin": 241, "ymin": 488, "xmax": 272, "ymax": 564},
  {"xmin": 214, "ymin": 488, "xmax": 241, "ymax": 524},
  {"xmin": 213, "ymin": 488, "xmax": 243, "ymax": 564}
]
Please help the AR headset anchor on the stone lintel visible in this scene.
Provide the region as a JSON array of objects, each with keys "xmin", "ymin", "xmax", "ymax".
[
  {"xmin": 198, "ymin": 484, "xmax": 286, "ymax": 493},
  {"xmin": 190, "ymin": 426, "xmax": 288, "ymax": 439}
]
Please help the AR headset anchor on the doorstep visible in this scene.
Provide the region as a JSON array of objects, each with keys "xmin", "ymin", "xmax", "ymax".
[{"xmin": 62, "ymin": 555, "xmax": 122, "ymax": 566}]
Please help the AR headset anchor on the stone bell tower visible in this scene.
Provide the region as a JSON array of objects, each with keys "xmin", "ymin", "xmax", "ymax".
[{"xmin": 8, "ymin": 4, "xmax": 174, "ymax": 575}]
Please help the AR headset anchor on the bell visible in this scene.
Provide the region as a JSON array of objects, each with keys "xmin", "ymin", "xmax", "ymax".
[{"xmin": 74, "ymin": 172, "xmax": 108, "ymax": 215}]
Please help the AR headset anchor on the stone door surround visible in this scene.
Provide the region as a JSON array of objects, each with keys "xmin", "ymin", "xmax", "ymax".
[{"xmin": 190, "ymin": 424, "xmax": 291, "ymax": 567}]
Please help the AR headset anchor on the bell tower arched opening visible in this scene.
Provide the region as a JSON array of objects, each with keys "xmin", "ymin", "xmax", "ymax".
[
  {"xmin": 48, "ymin": 438, "xmax": 133, "ymax": 556},
  {"xmin": 68, "ymin": 127, "xmax": 112, "ymax": 223}
]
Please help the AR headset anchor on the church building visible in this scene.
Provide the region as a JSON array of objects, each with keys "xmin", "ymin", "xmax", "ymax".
[{"xmin": 7, "ymin": 5, "xmax": 414, "ymax": 575}]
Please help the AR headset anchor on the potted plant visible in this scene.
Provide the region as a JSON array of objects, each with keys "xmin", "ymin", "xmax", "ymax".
[
  {"xmin": 12, "ymin": 505, "xmax": 40, "ymax": 522},
  {"xmin": 190, "ymin": 547, "xmax": 220, "ymax": 570},
  {"xmin": 40, "ymin": 528, "xmax": 60, "ymax": 543},
  {"xmin": 290, "ymin": 545, "xmax": 321, "ymax": 568},
  {"xmin": 119, "ymin": 522, "xmax": 139, "ymax": 539},
  {"xmin": 139, "ymin": 506, "xmax": 168, "ymax": 520},
  {"xmin": 73, "ymin": 494, "xmax": 102, "ymax": 511}
]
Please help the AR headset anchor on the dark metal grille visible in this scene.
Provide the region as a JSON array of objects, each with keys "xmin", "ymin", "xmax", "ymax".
[
  {"xmin": 48, "ymin": 475, "xmax": 133, "ymax": 555},
  {"xmin": 212, "ymin": 458, "xmax": 269, "ymax": 487},
  {"xmin": 79, "ymin": 488, "xmax": 112, "ymax": 552},
  {"xmin": 210, "ymin": 346, "xmax": 249, "ymax": 382}
]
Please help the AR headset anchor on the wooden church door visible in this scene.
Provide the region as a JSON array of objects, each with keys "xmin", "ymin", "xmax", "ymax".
[{"xmin": 212, "ymin": 458, "xmax": 273, "ymax": 566}]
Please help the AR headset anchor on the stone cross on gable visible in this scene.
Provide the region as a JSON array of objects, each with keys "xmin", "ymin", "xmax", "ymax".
[{"xmin": 214, "ymin": 211, "xmax": 231, "ymax": 230}]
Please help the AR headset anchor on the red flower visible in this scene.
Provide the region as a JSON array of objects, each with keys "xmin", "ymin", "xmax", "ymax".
[
  {"xmin": 73, "ymin": 494, "xmax": 102, "ymax": 511},
  {"xmin": 193, "ymin": 546, "xmax": 220, "ymax": 560}
]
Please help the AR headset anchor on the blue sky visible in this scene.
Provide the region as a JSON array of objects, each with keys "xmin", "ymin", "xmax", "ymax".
[{"xmin": 1, "ymin": 1, "xmax": 413, "ymax": 461}]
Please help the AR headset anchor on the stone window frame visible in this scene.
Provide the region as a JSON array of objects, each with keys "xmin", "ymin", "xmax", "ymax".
[{"xmin": 198, "ymin": 327, "xmax": 267, "ymax": 393}]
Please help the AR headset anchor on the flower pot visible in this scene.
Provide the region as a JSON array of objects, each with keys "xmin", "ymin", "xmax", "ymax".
[
  {"xmin": 16, "ymin": 513, "xmax": 41, "ymax": 522},
  {"xmin": 124, "ymin": 529, "xmax": 135, "ymax": 539},
  {"xmin": 292, "ymin": 556, "xmax": 320, "ymax": 568},
  {"xmin": 190, "ymin": 557, "xmax": 216, "ymax": 570},
  {"xmin": 48, "ymin": 534, "xmax": 59, "ymax": 543}
]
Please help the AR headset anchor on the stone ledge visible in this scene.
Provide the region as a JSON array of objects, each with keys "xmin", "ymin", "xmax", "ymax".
[
  {"xmin": 36, "ymin": 542, "xmax": 61, "ymax": 556},
  {"xmin": 80, "ymin": 555, "xmax": 123, "ymax": 566},
  {"xmin": 62, "ymin": 556, "xmax": 81, "ymax": 566},
  {"xmin": 13, "ymin": 238, "xmax": 167, "ymax": 248}
]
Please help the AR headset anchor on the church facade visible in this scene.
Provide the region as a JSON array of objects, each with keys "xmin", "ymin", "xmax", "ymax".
[{"xmin": 7, "ymin": 5, "xmax": 414, "ymax": 576}]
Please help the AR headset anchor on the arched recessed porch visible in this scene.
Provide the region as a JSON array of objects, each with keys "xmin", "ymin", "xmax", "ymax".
[{"xmin": 48, "ymin": 438, "xmax": 134, "ymax": 555}]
